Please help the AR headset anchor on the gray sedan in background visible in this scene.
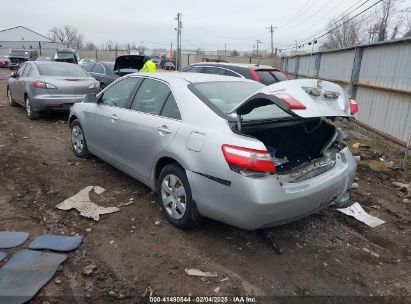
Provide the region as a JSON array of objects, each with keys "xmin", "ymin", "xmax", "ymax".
[
  {"xmin": 69, "ymin": 73, "xmax": 357, "ymax": 230},
  {"xmin": 7, "ymin": 61, "xmax": 100, "ymax": 119}
]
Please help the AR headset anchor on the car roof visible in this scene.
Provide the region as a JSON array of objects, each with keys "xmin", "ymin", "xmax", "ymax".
[
  {"xmin": 33, "ymin": 61, "xmax": 82, "ymax": 67},
  {"xmin": 128, "ymin": 72, "xmax": 256, "ymax": 84},
  {"xmin": 189, "ymin": 62, "xmax": 278, "ymax": 70},
  {"xmin": 57, "ymin": 48, "xmax": 76, "ymax": 53}
]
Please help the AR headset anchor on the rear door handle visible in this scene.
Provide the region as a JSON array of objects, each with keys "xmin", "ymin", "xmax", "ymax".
[{"xmin": 157, "ymin": 126, "xmax": 171, "ymax": 134}]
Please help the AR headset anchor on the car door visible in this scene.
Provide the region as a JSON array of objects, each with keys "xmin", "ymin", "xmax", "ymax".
[
  {"xmin": 115, "ymin": 78, "xmax": 182, "ymax": 179},
  {"xmin": 11, "ymin": 63, "xmax": 28, "ymax": 102},
  {"xmin": 83, "ymin": 77, "xmax": 142, "ymax": 162}
]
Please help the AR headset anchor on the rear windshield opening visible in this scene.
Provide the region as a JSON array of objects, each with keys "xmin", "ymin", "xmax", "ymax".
[
  {"xmin": 189, "ymin": 81, "xmax": 290, "ymax": 121},
  {"xmin": 55, "ymin": 52, "xmax": 75, "ymax": 60},
  {"xmin": 10, "ymin": 50, "xmax": 30, "ymax": 57},
  {"xmin": 37, "ymin": 64, "xmax": 88, "ymax": 77},
  {"xmin": 255, "ymin": 70, "xmax": 287, "ymax": 85}
]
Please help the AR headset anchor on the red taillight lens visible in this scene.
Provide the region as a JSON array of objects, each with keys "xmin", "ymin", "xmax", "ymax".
[
  {"xmin": 32, "ymin": 81, "xmax": 47, "ymax": 89},
  {"xmin": 222, "ymin": 144, "xmax": 275, "ymax": 173},
  {"xmin": 349, "ymin": 98, "xmax": 358, "ymax": 115},
  {"xmin": 273, "ymin": 92, "xmax": 306, "ymax": 110},
  {"xmin": 248, "ymin": 68, "xmax": 260, "ymax": 82}
]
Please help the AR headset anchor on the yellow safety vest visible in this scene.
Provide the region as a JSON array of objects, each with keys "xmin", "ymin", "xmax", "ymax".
[{"xmin": 140, "ymin": 60, "xmax": 156, "ymax": 72}]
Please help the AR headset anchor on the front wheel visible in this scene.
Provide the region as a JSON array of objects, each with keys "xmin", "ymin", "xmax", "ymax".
[
  {"xmin": 25, "ymin": 97, "xmax": 40, "ymax": 120},
  {"xmin": 70, "ymin": 119, "xmax": 90, "ymax": 158},
  {"xmin": 157, "ymin": 164, "xmax": 202, "ymax": 229},
  {"xmin": 7, "ymin": 87, "xmax": 18, "ymax": 107}
]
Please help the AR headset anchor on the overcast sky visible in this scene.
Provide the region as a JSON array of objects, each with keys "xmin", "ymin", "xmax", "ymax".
[{"xmin": 0, "ymin": 0, "xmax": 402, "ymax": 51}]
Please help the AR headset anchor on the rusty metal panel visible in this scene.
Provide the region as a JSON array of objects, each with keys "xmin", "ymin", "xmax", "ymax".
[
  {"xmin": 319, "ymin": 50, "xmax": 355, "ymax": 82},
  {"xmin": 356, "ymin": 87, "xmax": 411, "ymax": 142},
  {"xmin": 359, "ymin": 43, "xmax": 411, "ymax": 92},
  {"xmin": 297, "ymin": 55, "xmax": 316, "ymax": 77}
]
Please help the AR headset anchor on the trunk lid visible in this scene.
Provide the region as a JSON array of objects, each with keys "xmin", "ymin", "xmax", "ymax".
[
  {"xmin": 113, "ymin": 55, "xmax": 145, "ymax": 75},
  {"xmin": 228, "ymin": 79, "xmax": 351, "ymax": 118}
]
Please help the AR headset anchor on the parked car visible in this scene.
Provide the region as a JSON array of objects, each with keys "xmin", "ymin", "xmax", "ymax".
[
  {"xmin": 163, "ymin": 62, "xmax": 175, "ymax": 71},
  {"xmin": 78, "ymin": 58, "xmax": 95, "ymax": 67},
  {"xmin": 160, "ymin": 58, "xmax": 176, "ymax": 70},
  {"xmin": 35, "ymin": 56, "xmax": 52, "ymax": 61},
  {"xmin": 113, "ymin": 55, "xmax": 145, "ymax": 76},
  {"xmin": 7, "ymin": 61, "xmax": 100, "ymax": 119},
  {"xmin": 9, "ymin": 49, "xmax": 38, "ymax": 69},
  {"xmin": 182, "ymin": 62, "xmax": 289, "ymax": 85},
  {"xmin": 0, "ymin": 55, "xmax": 10, "ymax": 68},
  {"xmin": 54, "ymin": 48, "xmax": 80, "ymax": 64},
  {"xmin": 83, "ymin": 61, "xmax": 119, "ymax": 89},
  {"xmin": 68, "ymin": 73, "xmax": 357, "ymax": 230}
]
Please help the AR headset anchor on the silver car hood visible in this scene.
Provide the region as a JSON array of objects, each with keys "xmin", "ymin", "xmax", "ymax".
[{"xmin": 228, "ymin": 79, "xmax": 352, "ymax": 118}]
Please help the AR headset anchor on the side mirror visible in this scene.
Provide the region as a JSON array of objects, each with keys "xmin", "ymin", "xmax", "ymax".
[
  {"xmin": 84, "ymin": 93, "xmax": 98, "ymax": 103},
  {"xmin": 10, "ymin": 72, "xmax": 17, "ymax": 78}
]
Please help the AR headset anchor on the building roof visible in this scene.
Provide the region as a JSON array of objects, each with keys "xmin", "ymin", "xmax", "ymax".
[{"xmin": 0, "ymin": 26, "xmax": 52, "ymax": 42}]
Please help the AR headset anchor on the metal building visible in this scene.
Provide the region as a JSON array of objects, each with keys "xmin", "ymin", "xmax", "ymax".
[{"xmin": 0, "ymin": 26, "xmax": 65, "ymax": 55}]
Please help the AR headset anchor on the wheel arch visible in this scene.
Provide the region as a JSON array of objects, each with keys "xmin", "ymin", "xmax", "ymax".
[{"xmin": 154, "ymin": 156, "xmax": 185, "ymax": 187}]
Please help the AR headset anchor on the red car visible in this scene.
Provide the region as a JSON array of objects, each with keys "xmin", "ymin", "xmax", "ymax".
[{"xmin": 0, "ymin": 56, "xmax": 10, "ymax": 68}]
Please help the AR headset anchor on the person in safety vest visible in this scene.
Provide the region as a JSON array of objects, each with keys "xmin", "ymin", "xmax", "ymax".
[{"xmin": 140, "ymin": 56, "xmax": 156, "ymax": 72}]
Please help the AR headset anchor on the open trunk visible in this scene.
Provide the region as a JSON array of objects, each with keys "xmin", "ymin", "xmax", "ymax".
[{"xmin": 239, "ymin": 118, "xmax": 342, "ymax": 177}]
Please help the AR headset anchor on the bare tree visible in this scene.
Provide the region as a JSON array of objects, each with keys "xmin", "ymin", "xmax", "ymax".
[
  {"xmin": 231, "ymin": 49, "xmax": 239, "ymax": 56},
  {"xmin": 48, "ymin": 25, "xmax": 85, "ymax": 49},
  {"xmin": 375, "ymin": 0, "xmax": 397, "ymax": 41},
  {"xmin": 320, "ymin": 16, "xmax": 363, "ymax": 50},
  {"xmin": 84, "ymin": 41, "xmax": 97, "ymax": 50}
]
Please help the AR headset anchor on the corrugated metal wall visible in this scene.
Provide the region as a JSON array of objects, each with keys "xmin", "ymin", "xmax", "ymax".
[{"xmin": 281, "ymin": 38, "xmax": 411, "ymax": 144}]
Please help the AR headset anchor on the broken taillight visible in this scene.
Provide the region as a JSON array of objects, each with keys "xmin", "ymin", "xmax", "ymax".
[
  {"xmin": 349, "ymin": 98, "xmax": 358, "ymax": 115},
  {"xmin": 32, "ymin": 81, "xmax": 56, "ymax": 89},
  {"xmin": 222, "ymin": 144, "xmax": 275, "ymax": 173},
  {"xmin": 273, "ymin": 92, "xmax": 306, "ymax": 110}
]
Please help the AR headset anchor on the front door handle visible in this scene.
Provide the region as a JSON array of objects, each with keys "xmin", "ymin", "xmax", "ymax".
[
  {"xmin": 157, "ymin": 125, "xmax": 171, "ymax": 134},
  {"xmin": 111, "ymin": 114, "xmax": 119, "ymax": 122}
]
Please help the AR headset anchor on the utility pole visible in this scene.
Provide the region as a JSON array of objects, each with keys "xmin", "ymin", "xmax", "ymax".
[
  {"xmin": 256, "ymin": 39, "xmax": 262, "ymax": 56},
  {"xmin": 175, "ymin": 13, "xmax": 182, "ymax": 71},
  {"xmin": 266, "ymin": 25, "xmax": 277, "ymax": 57},
  {"xmin": 224, "ymin": 43, "xmax": 227, "ymax": 56}
]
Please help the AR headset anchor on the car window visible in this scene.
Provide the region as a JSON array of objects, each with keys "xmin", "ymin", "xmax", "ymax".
[
  {"xmin": 22, "ymin": 65, "xmax": 32, "ymax": 77},
  {"xmin": 272, "ymin": 70, "xmax": 288, "ymax": 82},
  {"xmin": 160, "ymin": 94, "xmax": 181, "ymax": 120},
  {"xmin": 203, "ymin": 66, "xmax": 227, "ymax": 75},
  {"xmin": 130, "ymin": 79, "xmax": 171, "ymax": 115},
  {"xmin": 224, "ymin": 69, "xmax": 240, "ymax": 77},
  {"xmin": 37, "ymin": 64, "xmax": 89, "ymax": 77},
  {"xmin": 83, "ymin": 63, "xmax": 95, "ymax": 72},
  {"xmin": 17, "ymin": 64, "xmax": 27, "ymax": 77},
  {"xmin": 255, "ymin": 70, "xmax": 277, "ymax": 85},
  {"xmin": 92, "ymin": 64, "xmax": 105, "ymax": 74},
  {"xmin": 183, "ymin": 66, "xmax": 203, "ymax": 73},
  {"xmin": 101, "ymin": 77, "xmax": 142, "ymax": 108}
]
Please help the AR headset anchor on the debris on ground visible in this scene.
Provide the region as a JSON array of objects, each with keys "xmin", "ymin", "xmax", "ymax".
[
  {"xmin": 56, "ymin": 186, "xmax": 119, "ymax": 221},
  {"xmin": 83, "ymin": 264, "xmax": 97, "ymax": 276},
  {"xmin": 337, "ymin": 202, "xmax": 385, "ymax": 228},
  {"xmin": 142, "ymin": 286, "xmax": 154, "ymax": 297},
  {"xmin": 185, "ymin": 268, "xmax": 218, "ymax": 278},
  {"xmin": 117, "ymin": 198, "xmax": 135, "ymax": 207},
  {"xmin": 393, "ymin": 182, "xmax": 411, "ymax": 197},
  {"xmin": 352, "ymin": 143, "xmax": 370, "ymax": 149},
  {"xmin": 0, "ymin": 249, "xmax": 66, "ymax": 303},
  {"xmin": 403, "ymin": 198, "xmax": 410, "ymax": 204},
  {"xmin": 154, "ymin": 220, "xmax": 161, "ymax": 225},
  {"xmin": 0, "ymin": 232, "xmax": 30, "ymax": 249},
  {"xmin": 362, "ymin": 247, "xmax": 380, "ymax": 258},
  {"xmin": 216, "ymin": 277, "xmax": 229, "ymax": 283},
  {"xmin": 28, "ymin": 235, "xmax": 82, "ymax": 252},
  {"xmin": 351, "ymin": 182, "xmax": 359, "ymax": 189},
  {"xmin": 257, "ymin": 230, "xmax": 283, "ymax": 254}
]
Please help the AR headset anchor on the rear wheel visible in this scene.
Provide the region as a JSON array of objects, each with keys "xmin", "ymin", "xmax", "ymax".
[
  {"xmin": 25, "ymin": 97, "xmax": 40, "ymax": 120},
  {"xmin": 7, "ymin": 87, "xmax": 18, "ymax": 107},
  {"xmin": 70, "ymin": 119, "xmax": 90, "ymax": 158},
  {"xmin": 157, "ymin": 164, "xmax": 202, "ymax": 229}
]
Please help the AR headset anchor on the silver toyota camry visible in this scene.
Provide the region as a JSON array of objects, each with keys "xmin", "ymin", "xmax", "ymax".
[
  {"xmin": 69, "ymin": 72, "xmax": 357, "ymax": 230},
  {"xmin": 7, "ymin": 61, "xmax": 100, "ymax": 119}
]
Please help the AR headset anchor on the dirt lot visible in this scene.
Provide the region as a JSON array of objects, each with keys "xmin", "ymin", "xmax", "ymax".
[{"xmin": 0, "ymin": 68, "xmax": 410, "ymax": 304}]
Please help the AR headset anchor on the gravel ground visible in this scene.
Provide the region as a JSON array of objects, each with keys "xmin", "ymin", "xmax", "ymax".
[{"xmin": 0, "ymin": 68, "xmax": 410, "ymax": 304}]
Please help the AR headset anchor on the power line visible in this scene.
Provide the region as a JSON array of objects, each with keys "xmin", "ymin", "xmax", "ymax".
[{"xmin": 276, "ymin": 0, "xmax": 316, "ymax": 29}]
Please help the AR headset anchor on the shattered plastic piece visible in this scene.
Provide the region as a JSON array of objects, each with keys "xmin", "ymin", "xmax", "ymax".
[
  {"xmin": 0, "ymin": 232, "xmax": 29, "ymax": 249},
  {"xmin": 28, "ymin": 235, "xmax": 82, "ymax": 252},
  {"xmin": 393, "ymin": 182, "xmax": 411, "ymax": 196},
  {"xmin": 362, "ymin": 247, "xmax": 380, "ymax": 258},
  {"xmin": 185, "ymin": 268, "xmax": 218, "ymax": 278},
  {"xmin": 56, "ymin": 186, "xmax": 119, "ymax": 221},
  {"xmin": 337, "ymin": 202, "xmax": 385, "ymax": 228},
  {"xmin": 351, "ymin": 182, "xmax": 359, "ymax": 189},
  {"xmin": 0, "ymin": 249, "xmax": 66, "ymax": 304},
  {"xmin": 0, "ymin": 252, "xmax": 6, "ymax": 262},
  {"xmin": 352, "ymin": 143, "xmax": 361, "ymax": 148}
]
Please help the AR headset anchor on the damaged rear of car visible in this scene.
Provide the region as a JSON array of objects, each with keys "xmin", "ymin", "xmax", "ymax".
[{"xmin": 188, "ymin": 78, "xmax": 357, "ymax": 229}]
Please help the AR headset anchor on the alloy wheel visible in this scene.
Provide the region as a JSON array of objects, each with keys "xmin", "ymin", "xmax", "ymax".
[
  {"xmin": 71, "ymin": 125, "xmax": 84, "ymax": 154},
  {"xmin": 161, "ymin": 174, "xmax": 187, "ymax": 219}
]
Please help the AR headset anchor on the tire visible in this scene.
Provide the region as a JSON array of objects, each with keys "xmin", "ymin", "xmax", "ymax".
[
  {"xmin": 7, "ymin": 87, "xmax": 18, "ymax": 107},
  {"xmin": 25, "ymin": 96, "xmax": 40, "ymax": 120},
  {"xmin": 157, "ymin": 164, "xmax": 202, "ymax": 229},
  {"xmin": 70, "ymin": 119, "xmax": 90, "ymax": 158}
]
